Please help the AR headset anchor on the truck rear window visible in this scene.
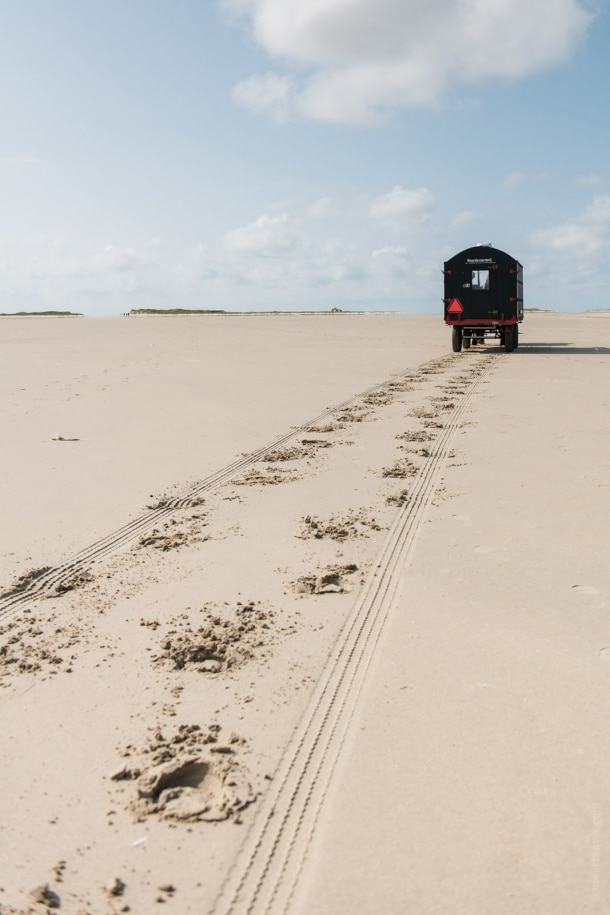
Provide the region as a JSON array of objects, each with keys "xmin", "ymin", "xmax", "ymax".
[{"xmin": 472, "ymin": 269, "xmax": 489, "ymax": 290}]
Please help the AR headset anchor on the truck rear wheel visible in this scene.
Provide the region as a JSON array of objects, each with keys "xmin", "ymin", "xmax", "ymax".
[
  {"xmin": 452, "ymin": 327, "xmax": 462, "ymax": 353},
  {"xmin": 463, "ymin": 336, "xmax": 471, "ymax": 349},
  {"xmin": 505, "ymin": 325, "xmax": 515, "ymax": 353},
  {"xmin": 514, "ymin": 325, "xmax": 519, "ymax": 349}
]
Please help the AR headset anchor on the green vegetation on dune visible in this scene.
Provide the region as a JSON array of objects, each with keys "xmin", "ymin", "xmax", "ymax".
[
  {"xmin": 130, "ymin": 308, "xmax": 228, "ymax": 315},
  {"xmin": 0, "ymin": 310, "xmax": 83, "ymax": 317},
  {"xmin": 129, "ymin": 307, "xmax": 359, "ymax": 316}
]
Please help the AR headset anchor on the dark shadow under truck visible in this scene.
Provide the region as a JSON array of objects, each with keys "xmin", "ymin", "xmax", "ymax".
[{"xmin": 443, "ymin": 245, "xmax": 523, "ymax": 353}]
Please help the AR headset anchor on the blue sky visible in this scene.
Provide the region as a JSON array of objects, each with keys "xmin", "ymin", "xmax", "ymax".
[{"xmin": 0, "ymin": 0, "xmax": 608, "ymax": 315}]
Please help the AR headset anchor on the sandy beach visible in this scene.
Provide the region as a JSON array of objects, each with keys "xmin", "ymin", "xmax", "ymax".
[{"xmin": 1, "ymin": 312, "xmax": 610, "ymax": 914}]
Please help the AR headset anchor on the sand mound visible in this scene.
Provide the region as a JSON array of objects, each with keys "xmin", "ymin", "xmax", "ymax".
[
  {"xmin": 386, "ymin": 489, "xmax": 410, "ymax": 506},
  {"xmin": 396, "ymin": 429, "xmax": 433, "ymax": 443},
  {"xmin": 0, "ymin": 611, "xmax": 81, "ymax": 681},
  {"xmin": 146, "ymin": 494, "xmax": 206, "ymax": 510},
  {"xmin": 298, "ymin": 509, "xmax": 382, "ymax": 541},
  {"xmin": 335, "ymin": 407, "xmax": 371, "ymax": 423},
  {"xmin": 151, "ymin": 602, "xmax": 273, "ymax": 672},
  {"xmin": 361, "ymin": 391, "xmax": 392, "ymax": 406},
  {"xmin": 138, "ymin": 512, "xmax": 209, "ymax": 551},
  {"xmin": 307, "ymin": 422, "xmax": 343, "ymax": 433},
  {"xmin": 263, "ymin": 439, "xmax": 332, "ymax": 463},
  {"xmin": 46, "ymin": 568, "xmax": 94, "ymax": 597},
  {"xmin": 0, "ymin": 565, "xmax": 52, "ymax": 600},
  {"xmin": 113, "ymin": 725, "xmax": 254, "ymax": 823},
  {"xmin": 292, "ymin": 563, "xmax": 359, "ymax": 594},
  {"xmin": 382, "ymin": 458, "xmax": 419, "ymax": 479},
  {"xmin": 233, "ymin": 466, "xmax": 299, "ymax": 486}
]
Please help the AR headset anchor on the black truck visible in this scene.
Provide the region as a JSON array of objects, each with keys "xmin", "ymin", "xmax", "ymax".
[{"xmin": 443, "ymin": 245, "xmax": 523, "ymax": 352}]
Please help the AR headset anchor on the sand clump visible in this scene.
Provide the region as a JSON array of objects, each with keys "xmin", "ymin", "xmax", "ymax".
[
  {"xmin": 361, "ymin": 390, "xmax": 392, "ymax": 407},
  {"xmin": 263, "ymin": 444, "xmax": 311, "ymax": 462},
  {"xmin": 307, "ymin": 422, "xmax": 343, "ymax": 433},
  {"xmin": 0, "ymin": 611, "xmax": 81, "ymax": 682},
  {"xmin": 146, "ymin": 494, "xmax": 206, "ymax": 510},
  {"xmin": 358, "ymin": 377, "xmax": 415, "ymax": 406},
  {"xmin": 386, "ymin": 489, "xmax": 410, "ymax": 506},
  {"xmin": 112, "ymin": 724, "xmax": 255, "ymax": 823},
  {"xmin": 151, "ymin": 601, "xmax": 274, "ymax": 672},
  {"xmin": 292, "ymin": 563, "xmax": 359, "ymax": 594},
  {"xmin": 440, "ymin": 384, "xmax": 466, "ymax": 395},
  {"xmin": 1, "ymin": 564, "xmax": 94, "ymax": 605},
  {"xmin": 30, "ymin": 883, "xmax": 61, "ymax": 908},
  {"xmin": 430, "ymin": 397, "xmax": 456, "ymax": 410},
  {"xmin": 298, "ymin": 509, "xmax": 382, "ymax": 542},
  {"xmin": 233, "ymin": 466, "xmax": 299, "ymax": 486},
  {"xmin": 384, "ymin": 379, "xmax": 415, "ymax": 393},
  {"xmin": 382, "ymin": 458, "xmax": 419, "ymax": 479},
  {"xmin": 400, "ymin": 446, "xmax": 431, "ymax": 458},
  {"xmin": 418, "ymin": 357, "xmax": 453, "ymax": 374},
  {"xmin": 335, "ymin": 407, "xmax": 371, "ymax": 423},
  {"xmin": 46, "ymin": 568, "xmax": 94, "ymax": 598},
  {"xmin": 0, "ymin": 565, "xmax": 53, "ymax": 600},
  {"xmin": 138, "ymin": 512, "xmax": 209, "ymax": 551},
  {"xmin": 396, "ymin": 429, "xmax": 434, "ymax": 443},
  {"xmin": 409, "ymin": 406, "xmax": 439, "ymax": 420},
  {"xmin": 262, "ymin": 439, "xmax": 332, "ymax": 463}
]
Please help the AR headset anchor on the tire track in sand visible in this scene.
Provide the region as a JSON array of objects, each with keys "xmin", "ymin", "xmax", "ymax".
[
  {"xmin": 210, "ymin": 350, "xmax": 500, "ymax": 915},
  {"xmin": 0, "ymin": 353, "xmax": 458, "ymax": 620}
]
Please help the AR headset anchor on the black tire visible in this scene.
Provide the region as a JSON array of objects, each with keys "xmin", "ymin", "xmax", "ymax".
[
  {"xmin": 499, "ymin": 330, "xmax": 505, "ymax": 346},
  {"xmin": 514, "ymin": 324, "xmax": 519, "ymax": 349},
  {"xmin": 463, "ymin": 336, "xmax": 471, "ymax": 349},
  {"xmin": 452, "ymin": 327, "xmax": 462, "ymax": 353},
  {"xmin": 505, "ymin": 325, "xmax": 515, "ymax": 353}
]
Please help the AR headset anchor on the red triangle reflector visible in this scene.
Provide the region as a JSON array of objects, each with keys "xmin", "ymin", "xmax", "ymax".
[{"xmin": 447, "ymin": 298, "xmax": 463, "ymax": 314}]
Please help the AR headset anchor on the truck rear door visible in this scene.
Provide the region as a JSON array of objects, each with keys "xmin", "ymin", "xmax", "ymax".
[{"xmin": 460, "ymin": 263, "xmax": 499, "ymax": 320}]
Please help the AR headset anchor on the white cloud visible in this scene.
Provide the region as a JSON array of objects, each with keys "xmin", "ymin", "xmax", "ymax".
[
  {"xmin": 576, "ymin": 172, "xmax": 601, "ymax": 188},
  {"xmin": 232, "ymin": 71, "xmax": 294, "ymax": 121},
  {"xmin": 0, "ymin": 235, "xmax": 171, "ymax": 311},
  {"xmin": 531, "ymin": 196, "xmax": 610, "ymax": 259},
  {"xmin": 223, "ymin": 213, "xmax": 299, "ymax": 254},
  {"xmin": 503, "ymin": 171, "xmax": 552, "ymax": 188},
  {"xmin": 372, "ymin": 245, "xmax": 409, "ymax": 257},
  {"xmin": 370, "ymin": 186, "xmax": 435, "ymax": 224},
  {"xmin": 371, "ymin": 245, "xmax": 412, "ymax": 278},
  {"xmin": 0, "ymin": 218, "xmax": 423, "ymax": 313},
  {"xmin": 450, "ymin": 210, "xmax": 479, "ymax": 228},
  {"xmin": 177, "ymin": 243, "xmax": 221, "ymax": 284},
  {"xmin": 503, "ymin": 171, "xmax": 526, "ymax": 188},
  {"xmin": 94, "ymin": 244, "xmax": 142, "ymax": 273},
  {"xmin": 307, "ymin": 197, "xmax": 339, "ymax": 219},
  {"xmin": 225, "ymin": 0, "xmax": 593, "ymax": 124}
]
